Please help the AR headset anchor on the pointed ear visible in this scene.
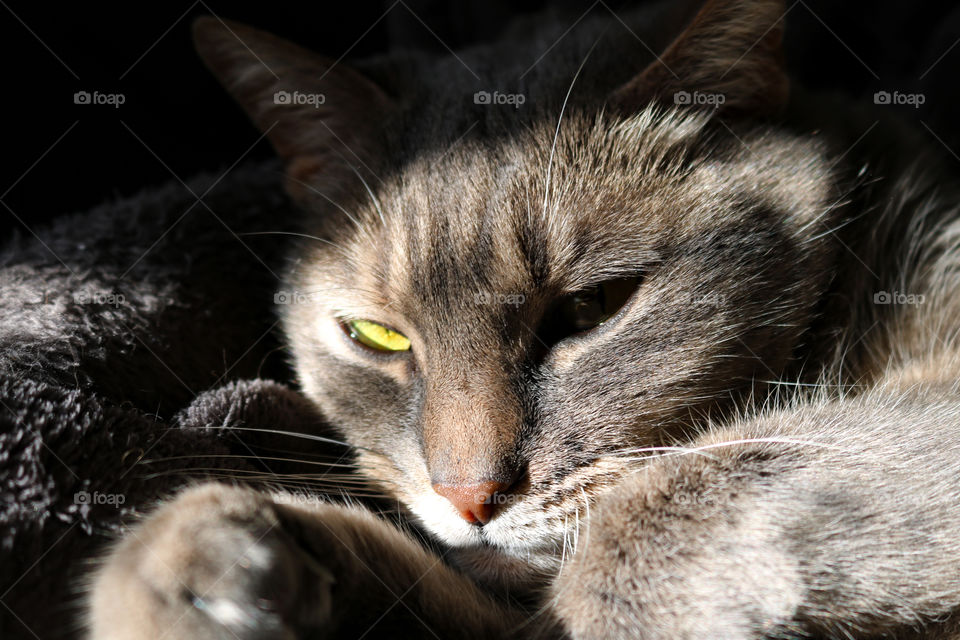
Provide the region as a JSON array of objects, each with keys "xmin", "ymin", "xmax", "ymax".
[
  {"xmin": 192, "ymin": 17, "xmax": 394, "ymax": 202},
  {"xmin": 612, "ymin": 0, "xmax": 788, "ymax": 116}
]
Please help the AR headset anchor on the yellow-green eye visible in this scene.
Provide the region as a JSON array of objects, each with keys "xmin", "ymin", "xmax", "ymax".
[{"xmin": 346, "ymin": 319, "xmax": 411, "ymax": 352}]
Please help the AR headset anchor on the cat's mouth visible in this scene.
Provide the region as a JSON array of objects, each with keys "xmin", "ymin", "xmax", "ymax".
[
  {"xmin": 411, "ymin": 490, "xmax": 539, "ymax": 541},
  {"xmin": 407, "ymin": 482, "xmax": 580, "ymax": 563},
  {"xmin": 403, "ymin": 457, "xmax": 630, "ymax": 564}
]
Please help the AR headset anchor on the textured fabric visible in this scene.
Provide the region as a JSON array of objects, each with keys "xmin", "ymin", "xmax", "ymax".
[{"xmin": 0, "ymin": 162, "xmax": 337, "ymax": 639}]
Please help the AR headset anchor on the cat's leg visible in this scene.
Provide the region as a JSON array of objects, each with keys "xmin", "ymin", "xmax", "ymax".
[
  {"xmin": 553, "ymin": 380, "xmax": 960, "ymax": 640},
  {"xmin": 88, "ymin": 483, "xmax": 527, "ymax": 639}
]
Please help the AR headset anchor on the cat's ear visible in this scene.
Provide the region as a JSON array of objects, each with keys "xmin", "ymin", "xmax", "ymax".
[
  {"xmin": 192, "ymin": 17, "xmax": 393, "ymax": 202},
  {"xmin": 612, "ymin": 0, "xmax": 788, "ymax": 116}
]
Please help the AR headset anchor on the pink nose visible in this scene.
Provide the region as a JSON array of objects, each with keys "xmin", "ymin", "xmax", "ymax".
[{"xmin": 432, "ymin": 481, "xmax": 510, "ymax": 525}]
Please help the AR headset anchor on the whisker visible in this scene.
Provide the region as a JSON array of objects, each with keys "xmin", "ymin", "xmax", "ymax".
[
  {"xmin": 576, "ymin": 486, "xmax": 592, "ymax": 567},
  {"xmin": 605, "ymin": 444, "xmax": 721, "ymax": 461},
  {"xmin": 280, "ymin": 171, "xmax": 364, "ymax": 228},
  {"xmin": 136, "ymin": 467, "xmax": 382, "ymax": 484},
  {"xmin": 572, "ymin": 505, "xmax": 581, "ymax": 554},
  {"xmin": 608, "ymin": 436, "xmax": 849, "ymax": 463},
  {"xmin": 237, "ymin": 230, "xmax": 352, "ymax": 259},
  {"xmin": 559, "ymin": 512, "xmax": 569, "ymax": 576},
  {"xmin": 174, "ymin": 426, "xmax": 365, "ymax": 452},
  {"xmin": 138, "ymin": 453, "xmax": 356, "ymax": 467},
  {"xmin": 134, "ymin": 471, "xmax": 393, "ymax": 498},
  {"xmin": 758, "ymin": 379, "xmax": 860, "ymax": 389},
  {"xmin": 348, "ymin": 163, "xmax": 386, "ymax": 227},
  {"xmin": 541, "ymin": 31, "xmax": 606, "ymax": 222},
  {"xmin": 689, "ymin": 436, "xmax": 848, "ymax": 454}
]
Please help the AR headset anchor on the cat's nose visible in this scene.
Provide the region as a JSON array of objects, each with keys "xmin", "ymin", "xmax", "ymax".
[{"xmin": 432, "ymin": 481, "xmax": 511, "ymax": 525}]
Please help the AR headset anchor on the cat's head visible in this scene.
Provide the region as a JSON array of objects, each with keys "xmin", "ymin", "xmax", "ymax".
[{"xmin": 195, "ymin": 0, "xmax": 839, "ymax": 586}]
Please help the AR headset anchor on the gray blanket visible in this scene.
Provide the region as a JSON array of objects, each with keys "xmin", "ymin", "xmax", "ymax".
[{"xmin": 0, "ymin": 162, "xmax": 342, "ymax": 639}]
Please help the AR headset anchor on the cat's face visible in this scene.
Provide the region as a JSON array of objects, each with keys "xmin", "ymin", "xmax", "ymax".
[
  {"xmin": 281, "ymin": 109, "xmax": 834, "ymax": 583},
  {"xmin": 194, "ymin": 0, "xmax": 836, "ymax": 585}
]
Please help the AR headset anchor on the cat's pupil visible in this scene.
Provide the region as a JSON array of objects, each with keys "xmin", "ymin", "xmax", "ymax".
[
  {"xmin": 539, "ymin": 276, "xmax": 641, "ymax": 345},
  {"xmin": 567, "ymin": 288, "xmax": 606, "ymax": 331}
]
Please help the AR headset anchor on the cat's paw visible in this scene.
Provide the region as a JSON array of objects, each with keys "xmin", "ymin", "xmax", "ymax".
[
  {"xmin": 553, "ymin": 460, "xmax": 804, "ymax": 640},
  {"xmin": 89, "ymin": 484, "xmax": 334, "ymax": 640}
]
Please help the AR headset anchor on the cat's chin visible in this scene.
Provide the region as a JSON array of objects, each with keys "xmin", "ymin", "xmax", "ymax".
[{"xmin": 446, "ymin": 544, "xmax": 559, "ymax": 595}]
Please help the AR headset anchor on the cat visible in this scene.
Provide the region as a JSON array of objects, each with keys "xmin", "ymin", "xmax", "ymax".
[{"xmin": 87, "ymin": 0, "xmax": 960, "ymax": 638}]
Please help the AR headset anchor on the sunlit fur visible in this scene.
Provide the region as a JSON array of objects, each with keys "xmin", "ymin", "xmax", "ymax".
[
  {"xmin": 284, "ymin": 105, "xmax": 841, "ymax": 583},
  {"xmin": 89, "ymin": 0, "xmax": 960, "ymax": 637}
]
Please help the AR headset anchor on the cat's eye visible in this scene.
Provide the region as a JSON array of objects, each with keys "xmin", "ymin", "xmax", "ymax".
[
  {"xmin": 344, "ymin": 319, "xmax": 411, "ymax": 352},
  {"xmin": 540, "ymin": 277, "xmax": 641, "ymax": 344}
]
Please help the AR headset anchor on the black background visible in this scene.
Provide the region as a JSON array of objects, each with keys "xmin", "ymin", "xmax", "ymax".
[{"xmin": 2, "ymin": 0, "xmax": 959, "ymax": 235}]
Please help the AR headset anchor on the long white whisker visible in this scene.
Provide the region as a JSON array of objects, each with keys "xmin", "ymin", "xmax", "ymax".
[
  {"xmin": 580, "ymin": 487, "xmax": 591, "ymax": 562},
  {"xmin": 541, "ymin": 33, "xmax": 605, "ymax": 221},
  {"xmin": 168, "ymin": 426, "xmax": 359, "ymax": 451},
  {"xmin": 282, "ymin": 172, "xmax": 363, "ymax": 228},
  {"xmin": 609, "ymin": 437, "xmax": 848, "ymax": 461},
  {"xmin": 572, "ymin": 506, "xmax": 581, "ymax": 554},
  {"xmin": 349, "ymin": 164, "xmax": 386, "ymax": 226},
  {"xmin": 138, "ymin": 454, "xmax": 358, "ymax": 470},
  {"xmin": 559, "ymin": 512, "xmax": 569, "ymax": 576},
  {"xmin": 690, "ymin": 437, "xmax": 847, "ymax": 454},
  {"xmin": 237, "ymin": 230, "xmax": 353, "ymax": 259}
]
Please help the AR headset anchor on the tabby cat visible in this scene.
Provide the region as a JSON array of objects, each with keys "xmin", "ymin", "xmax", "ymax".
[{"xmin": 88, "ymin": 0, "xmax": 960, "ymax": 638}]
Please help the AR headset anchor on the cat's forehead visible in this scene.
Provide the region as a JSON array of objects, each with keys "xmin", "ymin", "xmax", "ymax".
[
  {"xmin": 334, "ymin": 107, "xmax": 829, "ymax": 317},
  {"xmin": 373, "ymin": 110, "xmax": 709, "ymax": 281}
]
